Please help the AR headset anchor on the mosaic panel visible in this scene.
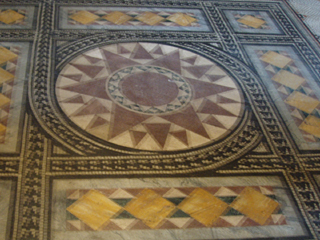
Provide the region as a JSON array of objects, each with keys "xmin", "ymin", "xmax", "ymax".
[
  {"xmin": 0, "ymin": 42, "xmax": 29, "ymax": 153},
  {"xmin": 51, "ymin": 176, "xmax": 306, "ymax": 239},
  {"xmin": 65, "ymin": 186, "xmax": 286, "ymax": 231},
  {"xmin": 56, "ymin": 42, "xmax": 244, "ymax": 151},
  {"xmin": 0, "ymin": 6, "xmax": 35, "ymax": 29},
  {"xmin": 245, "ymin": 45, "xmax": 320, "ymax": 150},
  {"xmin": 59, "ymin": 7, "xmax": 211, "ymax": 31},
  {"xmin": 224, "ymin": 10, "xmax": 282, "ymax": 34}
]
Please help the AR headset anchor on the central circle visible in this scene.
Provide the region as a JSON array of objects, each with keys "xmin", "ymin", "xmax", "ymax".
[{"xmin": 121, "ymin": 72, "xmax": 179, "ymax": 106}]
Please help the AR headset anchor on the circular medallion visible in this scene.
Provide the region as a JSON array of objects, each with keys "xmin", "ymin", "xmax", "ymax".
[
  {"xmin": 56, "ymin": 42, "xmax": 244, "ymax": 151},
  {"xmin": 107, "ymin": 65, "xmax": 192, "ymax": 115}
]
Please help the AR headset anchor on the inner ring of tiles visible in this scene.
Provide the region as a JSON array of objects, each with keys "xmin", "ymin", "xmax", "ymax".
[{"xmin": 56, "ymin": 42, "xmax": 244, "ymax": 151}]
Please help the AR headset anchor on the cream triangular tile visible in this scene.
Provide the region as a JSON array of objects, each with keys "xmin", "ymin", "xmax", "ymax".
[
  {"xmin": 165, "ymin": 134, "xmax": 188, "ymax": 150},
  {"xmin": 197, "ymin": 113, "xmax": 211, "ymax": 121},
  {"xmin": 190, "ymin": 98, "xmax": 204, "ymax": 111},
  {"xmin": 271, "ymin": 214, "xmax": 283, "ymax": 224},
  {"xmin": 109, "ymin": 131, "xmax": 134, "ymax": 148},
  {"xmin": 110, "ymin": 219, "xmax": 136, "ymax": 230},
  {"xmin": 209, "ymin": 66, "xmax": 228, "ymax": 76},
  {"xmin": 57, "ymin": 77, "xmax": 80, "ymax": 87},
  {"xmin": 97, "ymin": 113, "xmax": 112, "ymax": 121},
  {"xmin": 136, "ymin": 134, "xmax": 161, "ymax": 151},
  {"xmin": 167, "ymin": 218, "xmax": 192, "ymax": 228},
  {"xmin": 56, "ymin": 89, "xmax": 79, "ymax": 101},
  {"xmin": 202, "ymin": 123, "xmax": 226, "ymax": 139},
  {"xmin": 259, "ymin": 186, "xmax": 274, "ymax": 195},
  {"xmin": 163, "ymin": 188, "xmax": 187, "ymax": 198},
  {"xmin": 63, "ymin": 65, "xmax": 84, "ymax": 75},
  {"xmin": 212, "ymin": 76, "xmax": 236, "ymax": 88},
  {"xmin": 87, "ymin": 124, "xmax": 110, "ymax": 141},
  {"xmin": 139, "ymin": 43, "xmax": 157, "ymax": 52},
  {"xmin": 161, "ymin": 45, "xmax": 178, "ymax": 55},
  {"xmin": 109, "ymin": 189, "xmax": 134, "ymax": 199},
  {"xmin": 220, "ymin": 216, "xmax": 245, "ymax": 227},
  {"xmin": 291, "ymin": 109, "xmax": 304, "ymax": 120},
  {"xmin": 70, "ymin": 114, "xmax": 95, "ymax": 129},
  {"xmin": 218, "ymin": 103, "xmax": 242, "ymax": 116},
  {"xmin": 277, "ymin": 85, "xmax": 289, "ymax": 95},
  {"xmin": 143, "ymin": 116, "xmax": 171, "ymax": 124},
  {"xmin": 81, "ymin": 94, "xmax": 94, "ymax": 103},
  {"xmin": 265, "ymin": 64, "xmax": 276, "ymax": 73},
  {"xmin": 67, "ymin": 189, "xmax": 80, "ymax": 199},
  {"xmin": 60, "ymin": 103, "xmax": 85, "ymax": 116},
  {"xmin": 218, "ymin": 89, "xmax": 242, "ymax": 102},
  {"xmin": 206, "ymin": 94, "xmax": 218, "ymax": 103},
  {"xmin": 73, "ymin": 56, "xmax": 91, "ymax": 65},
  {"xmin": 118, "ymin": 43, "xmax": 137, "ymax": 53},
  {"xmin": 212, "ymin": 115, "xmax": 238, "ymax": 129},
  {"xmin": 67, "ymin": 220, "xmax": 82, "ymax": 230},
  {"xmin": 187, "ymin": 130, "xmax": 210, "ymax": 147},
  {"xmin": 100, "ymin": 45, "xmax": 118, "ymax": 54},
  {"xmin": 214, "ymin": 187, "xmax": 237, "ymax": 197}
]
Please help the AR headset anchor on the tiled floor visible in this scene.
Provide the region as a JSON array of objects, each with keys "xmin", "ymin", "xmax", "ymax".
[{"xmin": 1, "ymin": 0, "xmax": 320, "ymax": 239}]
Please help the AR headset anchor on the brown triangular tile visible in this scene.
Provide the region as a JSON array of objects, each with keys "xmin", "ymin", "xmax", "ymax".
[
  {"xmin": 170, "ymin": 130, "xmax": 188, "ymax": 146},
  {"xmin": 73, "ymin": 99, "xmax": 110, "ymax": 117},
  {"xmin": 143, "ymin": 123, "xmax": 171, "ymax": 148},
  {"xmin": 183, "ymin": 65, "xmax": 213, "ymax": 78},
  {"xmin": 147, "ymin": 50, "xmax": 181, "ymax": 74},
  {"xmin": 130, "ymin": 130, "xmax": 147, "ymax": 146},
  {"xmin": 70, "ymin": 63, "xmax": 104, "ymax": 78},
  {"xmin": 131, "ymin": 44, "xmax": 154, "ymax": 59}
]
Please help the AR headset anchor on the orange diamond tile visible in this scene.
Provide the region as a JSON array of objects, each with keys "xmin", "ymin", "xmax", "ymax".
[
  {"xmin": 103, "ymin": 11, "xmax": 132, "ymax": 25},
  {"xmin": 125, "ymin": 189, "xmax": 176, "ymax": 229},
  {"xmin": 237, "ymin": 15, "xmax": 266, "ymax": 28},
  {"xmin": 0, "ymin": 47, "xmax": 18, "ymax": 66},
  {"xmin": 135, "ymin": 12, "xmax": 164, "ymax": 26},
  {"xmin": 178, "ymin": 188, "xmax": 229, "ymax": 226},
  {"xmin": 69, "ymin": 11, "xmax": 100, "ymax": 25},
  {"xmin": 167, "ymin": 13, "xmax": 197, "ymax": 26},
  {"xmin": 230, "ymin": 187, "xmax": 279, "ymax": 225},
  {"xmin": 0, "ymin": 10, "xmax": 24, "ymax": 24},
  {"xmin": 67, "ymin": 189, "xmax": 122, "ymax": 230}
]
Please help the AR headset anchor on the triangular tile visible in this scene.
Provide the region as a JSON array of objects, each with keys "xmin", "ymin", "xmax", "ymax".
[
  {"xmin": 122, "ymin": 188, "xmax": 144, "ymax": 197},
  {"xmin": 73, "ymin": 99, "xmax": 110, "ymax": 117},
  {"xmin": 214, "ymin": 187, "xmax": 238, "ymax": 197},
  {"xmin": 61, "ymin": 74, "xmax": 83, "ymax": 82},
  {"xmin": 109, "ymin": 189, "xmax": 134, "ymax": 199},
  {"xmin": 163, "ymin": 188, "xmax": 187, "ymax": 198},
  {"xmin": 167, "ymin": 218, "xmax": 192, "ymax": 228},
  {"xmin": 67, "ymin": 220, "xmax": 82, "ymax": 231},
  {"xmin": 83, "ymin": 54, "xmax": 102, "ymax": 64},
  {"xmin": 259, "ymin": 186, "xmax": 274, "ymax": 195},
  {"xmin": 131, "ymin": 44, "xmax": 154, "ymax": 59},
  {"xmin": 158, "ymin": 219, "xmax": 179, "ymax": 229},
  {"xmin": 183, "ymin": 65, "xmax": 213, "ymax": 78},
  {"xmin": 152, "ymin": 46, "xmax": 164, "ymax": 55},
  {"xmin": 110, "ymin": 219, "xmax": 136, "ymax": 230},
  {"xmin": 220, "ymin": 216, "xmax": 246, "ymax": 227},
  {"xmin": 69, "ymin": 63, "xmax": 104, "ymax": 78},
  {"xmin": 102, "ymin": 221, "xmax": 122, "ymax": 230},
  {"xmin": 147, "ymin": 50, "xmax": 181, "ymax": 74},
  {"xmin": 170, "ymin": 209, "xmax": 190, "ymax": 218},
  {"xmin": 203, "ymin": 115, "xmax": 226, "ymax": 129},
  {"xmin": 130, "ymin": 130, "xmax": 147, "ymax": 146},
  {"xmin": 143, "ymin": 123, "xmax": 171, "ymax": 148},
  {"xmin": 67, "ymin": 189, "xmax": 80, "ymax": 199},
  {"xmin": 182, "ymin": 56, "xmax": 197, "ymax": 65},
  {"xmin": 87, "ymin": 116, "xmax": 109, "ymax": 130},
  {"xmin": 170, "ymin": 130, "xmax": 188, "ymax": 146},
  {"xmin": 114, "ymin": 209, "xmax": 135, "ymax": 218},
  {"xmin": 130, "ymin": 219, "xmax": 151, "ymax": 230},
  {"xmin": 186, "ymin": 219, "xmax": 206, "ymax": 228}
]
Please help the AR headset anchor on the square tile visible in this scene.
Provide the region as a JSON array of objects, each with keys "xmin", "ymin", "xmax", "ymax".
[
  {"xmin": 230, "ymin": 187, "xmax": 279, "ymax": 225},
  {"xmin": 272, "ymin": 70, "xmax": 306, "ymax": 89},
  {"xmin": 285, "ymin": 91, "xmax": 320, "ymax": 114},
  {"xmin": 67, "ymin": 189, "xmax": 122, "ymax": 230},
  {"xmin": 260, "ymin": 51, "xmax": 293, "ymax": 69}
]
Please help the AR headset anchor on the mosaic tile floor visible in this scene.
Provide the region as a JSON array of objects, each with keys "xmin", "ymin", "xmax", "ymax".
[{"xmin": 1, "ymin": 0, "xmax": 320, "ymax": 239}]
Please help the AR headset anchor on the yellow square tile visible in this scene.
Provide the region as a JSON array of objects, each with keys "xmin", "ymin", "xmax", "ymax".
[
  {"xmin": 272, "ymin": 70, "xmax": 306, "ymax": 89},
  {"xmin": 285, "ymin": 91, "xmax": 320, "ymax": 114},
  {"xmin": 67, "ymin": 189, "xmax": 122, "ymax": 230},
  {"xmin": 0, "ymin": 10, "xmax": 24, "ymax": 24},
  {"xmin": 0, "ymin": 94, "xmax": 10, "ymax": 108},
  {"xmin": 237, "ymin": 15, "xmax": 266, "ymax": 28},
  {"xmin": 0, "ymin": 47, "xmax": 18, "ymax": 66},
  {"xmin": 69, "ymin": 11, "xmax": 100, "ymax": 25},
  {"xmin": 178, "ymin": 188, "xmax": 229, "ymax": 226},
  {"xmin": 166, "ymin": 13, "xmax": 197, "ymax": 26},
  {"xmin": 0, "ymin": 68, "xmax": 14, "ymax": 84},
  {"xmin": 136, "ymin": 12, "xmax": 164, "ymax": 26},
  {"xmin": 103, "ymin": 11, "xmax": 132, "ymax": 25},
  {"xmin": 230, "ymin": 187, "xmax": 279, "ymax": 225},
  {"xmin": 260, "ymin": 51, "xmax": 293, "ymax": 68},
  {"xmin": 125, "ymin": 189, "xmax": 176, "ymax": 228},
  {"xmin": 299, "ymin": 115, "xmax": 320, "ymax": 138}
]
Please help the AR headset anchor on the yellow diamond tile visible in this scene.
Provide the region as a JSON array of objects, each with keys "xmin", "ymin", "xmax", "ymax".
[
  {"xmin": 103, "ymin": 11, "xmax": 132, "ymax": 25},
  {"xmin": 0, "ymin": 123, "xmax": 6, "ymax": 134},
  {"xmin": 136, "ymin": 12, "xmax": 164, "ymax": 26},
  {"xmin": 178, "ymin": 188, "xmax": 229, "ymax": 227},
  {"xmin": 285, "ymin": 91, "xmax": 320, "ymax": 114},
  {"xmin": 125, "ymin": 189, "xmax": 176, "ymax": 229},
  {"xmin": 260, "ymin": 51, "xmax": 293, "ymax": 68},
  {"xmin": 0, "ymin": 93, "xmax": 10, "ymax": 108},
  {"xmin": 230, "ymin": 187, "xmax": 279, "ymax": 225},
  {"xmin": 0, "ymin": 47, "xmax": 18, "ymax": 66},
  {"xmin": 0, "ymin": 68, "xmax": 14, "ymax": 84},
  {"xmin": 166, "ymin": 13, "xmax": 197, "ymax": 26},
  {"xmin": 69, "ymin": 11, "xmax": 100, "ymax": 25},
  {"xmin": 237, "ymin": 15, "xmax": 266, "ymax": 29},
  {"xmin": 0, "ymin": 10, "xmax": 24, "ymax": 24},
  {"xmin": 299, "ymin": 115, "xmax": 320, "ymax": 138},
  {"xmin": 272, "ymin": 70, "xmax": 306, "ymax": 90},
  {"xmin": 67, "ymin": 189, "xmax": 122, "ymax": 230}
]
